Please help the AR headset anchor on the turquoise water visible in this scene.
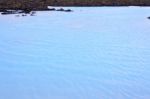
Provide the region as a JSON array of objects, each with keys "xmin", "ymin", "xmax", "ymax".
[{"xmin": 0, "ymin": 7, "xmax": 150, "ymax": 99}]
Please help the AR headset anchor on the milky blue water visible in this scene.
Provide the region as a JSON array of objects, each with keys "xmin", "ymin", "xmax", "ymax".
[{"xmin": 0, "ymin": 7, "xmax": 150, "ymax": 99}]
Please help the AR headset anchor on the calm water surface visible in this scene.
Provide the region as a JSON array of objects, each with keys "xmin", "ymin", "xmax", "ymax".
[{"xmin": 0, "ymin": 7, "xmax": 150, "ymax": 99}]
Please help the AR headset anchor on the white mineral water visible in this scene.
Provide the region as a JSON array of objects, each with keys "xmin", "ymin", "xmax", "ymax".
[{"xmin": 0, "ymin": 7, "xmax": 150, "ymax": 99}]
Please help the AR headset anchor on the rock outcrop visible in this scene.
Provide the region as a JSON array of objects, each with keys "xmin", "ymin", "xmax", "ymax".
[
  {"xmin": 0, "ymin": 0, "xmax": 150, "ymax": 11},
  {"xmin": 0, "ymin": 0, "xmax": 48, "ymax": 10},
  {"xmin": 47, "ymin": 0, "xmax": 150, "ymax": 6}
]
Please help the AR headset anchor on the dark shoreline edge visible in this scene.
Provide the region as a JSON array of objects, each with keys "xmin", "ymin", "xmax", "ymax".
[
  {"xmin": 1, "ymin": 0, "xmax": 150, "ymax": 11},
  {"xmin": 0, "ymin": 0, "xmax": 150, "ymax": 15},
  {"xmin": 0, "ymin": 5, "xmax": 149, "ymax": 13},
  {"xmin": 0, "ymin": 7, "xmax": 73, "ymax": 15}
]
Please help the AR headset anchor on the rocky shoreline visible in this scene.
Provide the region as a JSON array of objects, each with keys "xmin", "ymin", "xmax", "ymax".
[
  {"xmin": 1, "ymin": 0, "xmax": 150, "ymax": 10},
  {"xmin": 0, "ymin": 0, "xmax": 150, "ymax": 15},
  {"xmin": 0, "ymin": 8, "xmax": 72, "ymax": 16}
]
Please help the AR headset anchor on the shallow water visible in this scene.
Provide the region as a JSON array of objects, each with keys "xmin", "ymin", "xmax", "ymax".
[{"xmin": 0, "ymin": 7, "xmax": 150, "ymax": 99}]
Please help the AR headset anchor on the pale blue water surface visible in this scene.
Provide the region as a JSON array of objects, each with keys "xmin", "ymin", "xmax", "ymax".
[{"xmin": 0, "ymin": 7, "xmax": 150, "ymax": 99}]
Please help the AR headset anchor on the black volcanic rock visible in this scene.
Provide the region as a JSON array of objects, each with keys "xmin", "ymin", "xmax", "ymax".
[
  {"xmin": 0, "ymin": 0, "xmax": 150, "ymax": 11},
  {"xmin": 1, "ymin": 10, "xmax": 24, "ymax": 15},
  {"xmin": 0, "ymin": 0, "xmax": 49, "ymax": 10},
  {"xmin": 46, "ymin": 0, "xmax": 150, "ymax": 6},
  {"xmin": 64, "ymin": 9, "xmax": 72, "ymax": 12},
  {"xmin": 56, "ymin": 8, "xmax": 72, "ymax": 12},
  {"xmin": 56, "ymin": 8, "xmax": 65, "ymax": 11},
  {"xmin": 49, "ymin": 8, "xmax": 56, "ymax": 11}
]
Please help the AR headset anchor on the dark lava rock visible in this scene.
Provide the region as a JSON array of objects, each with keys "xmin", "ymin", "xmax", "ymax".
[
  {"xmin": 0, "ymin": 9, "xmax": 35, "ymax": 15},
  {"xmin": 22, "ymin": 8, "xmax": 33, "ymax": 14},
  {"xmin": 0, "ymin": 9, "xmax": 7, "ymax": 12},
  {"xmin": 1, "ymin": 10, "xmax": 17, "ymax": 15},
  {"xmin": 56, "ymin": 8, "xmax": 65, "ymax": 11},
  {"xmin": 1, "ymin": 0, "xmax": 150, "ymax": 10},
  {"xmin": 47, "ymin": 0, "xmax": 150, "ymax": 6},
  {"xmin": 48, "ymin": 8, "xmax": 56, "ymax": 11},
  {"xmin": 64, "ymin": 9, "xmax": 72, "ymax": 12},
  {"xmin": 1, "ymin": 10, "xmax": 25, "ymax": 15},
  {"xmin": 56, "ymin": 8, "xmax": 72, "ymax": 12}
]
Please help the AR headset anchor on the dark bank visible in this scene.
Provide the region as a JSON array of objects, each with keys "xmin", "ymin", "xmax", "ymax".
[{"xmin": 0, "ymin": 0, "xmax": 150, "ymax": 11}]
